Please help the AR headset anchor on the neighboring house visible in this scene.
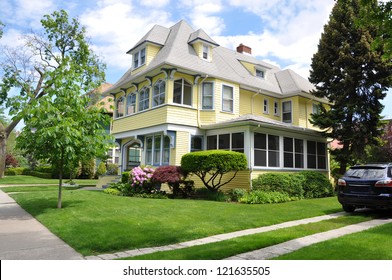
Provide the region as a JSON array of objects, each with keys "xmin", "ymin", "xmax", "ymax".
[
  {"xmin": 88, "ymin": 83, "xmax": 120, "ymax": 165},
  {"xmin": 104, "ymin": 20, "xmax": 330, "ymax": 190}
]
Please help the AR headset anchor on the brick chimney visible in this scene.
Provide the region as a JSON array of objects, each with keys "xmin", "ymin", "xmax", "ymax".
[{"xmin": 236, "ymin": 44, "xmax": 252, "ymax": 55}]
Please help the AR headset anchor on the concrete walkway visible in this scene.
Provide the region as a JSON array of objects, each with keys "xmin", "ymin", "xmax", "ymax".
[
  {"xmin": 225, "ymin": 218, "xmax": 392, "ymax": 260},
  {"xmin": 1, "ymin": 187, "xmax": 391, "ymax": 260},
  {"xmin": 0, "ymin": 189, "xmax": 83, "ymax": 260}
]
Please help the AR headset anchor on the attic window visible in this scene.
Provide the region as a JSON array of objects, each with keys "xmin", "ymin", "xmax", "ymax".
[
  {"xmin": 256, "ymin": 69, "xmax": 265, "ymax": 78},
  {"xmin": 133, "ymin": 47, "xmax": 146, "ymax": 69},
  {"xmin": 202, "ymin": 44, "xmax": 209, "ymax": 60}
]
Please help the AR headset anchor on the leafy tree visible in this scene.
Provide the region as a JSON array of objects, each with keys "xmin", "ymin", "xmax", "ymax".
[
  {"xmin": 0, "ymin": 10, "xmax": 105, "ymax": 178},
  {"xmin": 16, "ymin": 89, "xmax": 111, "ymax": 208},
  {"xmin": 181, "ymin": 150, "xmax": 247, "ymax": 192},
  {"xmin": 309, "ymin": 0, "xmax": 392, "ymax": 174},
  {"xmin": 0, "ymin": 21, "xmax": 3, "ymax": 38},
  {"xmin": 360, "ymin": 0, "xmax": 392, "ymax": 60}
]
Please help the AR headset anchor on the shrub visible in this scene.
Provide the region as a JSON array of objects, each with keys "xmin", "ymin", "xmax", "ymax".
[
  {"xmin": 79, "ymin": 159, "xmax": 95, "ymax": 179},
  {"xmin": 5, "ymin": 169, "xmax": 17, "ymax": 176},
  {"xmin": 193, "ymin": 188, "xmax": 228, "ymax": 201},
  {"xmin": 181, "ymin": 150, "xmax": 247, "ymax": 192},
  {"xmin": 22, "ymin": 170, "xmax": 53, "ymax": 179},
  {"xmin": 298, "ymin": 171, "xmax": 334, "ymax": 198},
  {"xmin": 106, "ymin": 163, "xmax": 119, "ymax": 175},
  {"xmin": 6, "ymin": 154, "xmax": 19, "ymax": 167},
  {"xmin": 226, "ymin": 188, "xmax": 247, "ymax": 202},
  {"xmin": 239, "ymin": 190, "xmax": 297, "ymax": 204},
  {"xmin": 252, "ymin": 173, "xmax": 304, "ymax": 198},
  {"xmin": 103, "ymin": 188, "xmax": 122, "ymax": 196},
  {"xmin": 121, "ymin": 171, "xmax": 130, "ymax": 184},
  {"xmin": 152, "ymin": 165, "xmax": 194, "ymax": 198},
  {"xmin": 5, "ymin": 167, "xmax": 27, "ymax": 175},
  {"xmin": 35, "ymin": 165, "xmax": 53, "ymax": 174},
  {"xmin": 129, "ymin": 166, "xmax": 159, "ymax": 194},
  {"xmin": 96, "ymin": 162, "xmax": 107, "ymax": 177}
]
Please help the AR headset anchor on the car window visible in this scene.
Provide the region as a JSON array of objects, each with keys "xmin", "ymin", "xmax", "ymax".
[{"xmin": 345, "ymin": 168, "xmax": 386, "ymax": 179}]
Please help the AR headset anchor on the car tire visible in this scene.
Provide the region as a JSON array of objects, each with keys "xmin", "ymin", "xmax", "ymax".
[{"xmin": 342, "ymin": 204, "xmax": 356, "ymax": 213}]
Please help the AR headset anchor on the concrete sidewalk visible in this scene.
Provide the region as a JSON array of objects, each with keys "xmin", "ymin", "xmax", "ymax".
[{"xmin": 0, "ymin": 189, "xmax": 83, "ymax": 260}]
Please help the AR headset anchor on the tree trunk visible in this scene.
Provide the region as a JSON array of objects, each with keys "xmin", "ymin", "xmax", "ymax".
[
  {"xmin": 0, "ymin": 118, "xmax": 22, "ymax": 178},
  {"xmin": 58, "ymin": 163, "xmax": 63, "ymax": 209},
  {"xmin": 0, "ymin": 123, "xmax": 7, "ymax": 178}
]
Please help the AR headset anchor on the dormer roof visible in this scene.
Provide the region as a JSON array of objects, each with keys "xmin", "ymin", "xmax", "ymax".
[
  {"xmin": 126, "ymin": 24, "xmax": 170, "ymax": 53},
  {"xmin": 188, "ymin": 29, "xmax": 219, "ymax": 47}
]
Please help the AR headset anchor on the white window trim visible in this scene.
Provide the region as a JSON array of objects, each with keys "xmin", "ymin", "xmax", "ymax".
[
  {"xmin": 221, "ymin": 84, "xmax": 234, "ymax": 113},
  {"xmin": 274, "ymin": 101, "xmax": 280, "ymax": 116},
  {"xmin": 202, "ymin": 44, "xmax": 210, "ymax": 61},
  {"xmin": 282, "ymin": 100, "xmax": 292, "ymax": 123},
  {"xmin": 201, "ymin": 81, "xmax": 214, "ymax": 110},
  {"xmin": 263, "ymin": 99, "xmax": 269, "ymax": 114},
  {"xmin": 126, "ymin": 92, "xmax": 137, "ymax": 116},
  {"xmin": 255, "ymin": 67, "xmax": 266, "ymax": 79},
  {"xmin": 133, "ymin": 47, "xmax": 146, "ymax": 69},
  {"xmin": 115, "ymin": 96, "xmax": 125, "ymax": 119},
  {"xmin": 152, "ymin": 80, "xmax": 166, "ymax": 108},
  {"xmin": 173, "ymin": 78, "xmax": 193, "ymax": 107}
]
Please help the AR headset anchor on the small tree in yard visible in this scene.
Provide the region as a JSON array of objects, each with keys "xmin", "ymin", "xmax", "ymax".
[
  {"xmin": 181, "ymin": 150, "xmax": 247, "ymax": 192},
  {"xmin": 17, "ymin": 91, "xmax": 111, "ymax": 208}
]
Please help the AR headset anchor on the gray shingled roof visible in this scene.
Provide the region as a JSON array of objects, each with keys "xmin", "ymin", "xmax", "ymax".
[
  {"xmin": 108, "ymin": 20, "xmax": 315, "ymax": 96},
  {"xmin": 127, "ymin": 24, "xmax": 170, "ymax": 53},
  {"xmin": 188, "ymin": 29, "xmax": 219, "ymax": 46}
]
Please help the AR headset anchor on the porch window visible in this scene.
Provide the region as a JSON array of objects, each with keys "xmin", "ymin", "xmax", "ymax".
[
  {"xmin": 153, "ymin": 80, "xmax": 165, "ymax": 107},
  {"xmin": 207, "ymin": 135, "xmax": 217, "ymax": 150},
  {"xmin": 139, "ymin": 87, "xmax": 150, "ymax": 112},
  {"xmin": 284, "ymin": 137, "xmax": 304, "ymax": 168},
  {"xmin": 232, "ymin": 132, "xmax": 244, "ymax": 153},
  {"xmin": 145, "ymin": 135, "xmax": 171, "ymax": 166},
  {"xmin": 173, "ymin": 79, "xmax": 192, "ymax": 106},
  {"xmin": 307, "ymin": 141, "xmax": 326, "ymax": 169},
  {"xmin": 191, "ymin": 136, "xmax": 203, "ymax": 152},
  {"xmin": 207, "ymin": 133, "xmax": 244, "ymax": 153},
  {"xmin": 254, "ymin": 133, "xmax": 280, "ymax": 167}
]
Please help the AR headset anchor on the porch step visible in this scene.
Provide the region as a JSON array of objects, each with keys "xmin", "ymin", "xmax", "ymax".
[{"xmin": 96, "ymin": 175, "xmax": 121, "ymax": 189}]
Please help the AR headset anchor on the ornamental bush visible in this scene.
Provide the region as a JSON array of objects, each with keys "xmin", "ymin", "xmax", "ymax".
[
  {"xmin": 181, "ymin": 150, "xmax": 247, "ymax": 192},
  {"xmin": 152, "ymin": 165, "xmax": 194, "ymax": 198},
  {"xmin": 95, "ymin": 162, "xmax": 107, "ymax": 177},
  {"xmin": 239, "ymin": 190, "xmax": 297, "ymax": 204},
  {"xmin": 298, "ymin": 171, "xmax": 334, "ymax": 198},
  {"xmin": 252, "ymin": 173, "xmax": 304, "ymax": 199},
  {"xmin": 129, "ymin": 166, "xmax": 159, "ymax": 193}
]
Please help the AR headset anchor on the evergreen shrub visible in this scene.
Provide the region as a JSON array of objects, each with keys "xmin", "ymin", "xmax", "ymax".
[
  {"xmin": 298, "ymin": 171, "xmax": 334, "ymax": 198},
  {"xmin": 252, "ymin": 173, "xmax": 304, "ymax": 198}
]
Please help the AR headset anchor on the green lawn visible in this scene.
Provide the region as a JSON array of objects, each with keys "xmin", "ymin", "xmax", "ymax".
[
  {"xmin": 0, "ymin": 175, "xmax": 97, "ymax": 186},
  {"xmin": 5, "ymin": 186, "xmax": 342, "ymax": 256},
  {"xmin": 126, "ymin": 214, "xmax": 373, "ymax": 260},
  {"xmin": 274, "ymin": 217, "xmax": 392, "ymax": 260}
]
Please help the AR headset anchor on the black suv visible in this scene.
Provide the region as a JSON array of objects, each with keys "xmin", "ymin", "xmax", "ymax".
[{"xmin": 337, "ymin": 163, "xmax": 392, "ymax": 212}]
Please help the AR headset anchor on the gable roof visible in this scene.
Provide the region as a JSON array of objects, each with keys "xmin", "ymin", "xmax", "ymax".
[{"xmin": 107, "ymin": 20, "xmax": 315, "ymax": 96}]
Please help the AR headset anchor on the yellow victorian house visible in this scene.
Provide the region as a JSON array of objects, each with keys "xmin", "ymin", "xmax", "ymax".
[{"xmin": 105, "ymin": 20, "xmax": 329, "ymax": 190}]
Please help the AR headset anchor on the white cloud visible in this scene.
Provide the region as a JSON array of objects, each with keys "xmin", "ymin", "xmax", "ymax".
[
  {"xmin": 80, "ymin": 0, "xmax": 174, "ymax": 81},
  {"xmin": 140, "ymin": 0, "xmax": 170, "ymax": 8}
]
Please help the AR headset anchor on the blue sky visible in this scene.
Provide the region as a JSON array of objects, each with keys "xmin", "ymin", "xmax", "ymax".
[{"xmin": 1, "ymin": 0, "xmax": 391, "ymax": 119}]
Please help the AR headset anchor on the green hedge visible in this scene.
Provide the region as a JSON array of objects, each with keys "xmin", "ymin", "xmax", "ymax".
[
  {"xmin": 252, "ymin": 173, "xmax": 305, "ymax": 198},
  {"xmin": 22, "ymin": 170, "xmax": 53, "ymax": 179},
  {"xmin": 252, "ymin": 171, "xmax": 333, "ymax": 199},
  {"xmin": 5, "ymin": 167, "xmax": 27, "ymax": 176}
]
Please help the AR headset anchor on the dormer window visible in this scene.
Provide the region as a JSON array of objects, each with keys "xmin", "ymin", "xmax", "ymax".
[
  {"xmin": 256, "ymin": 69, "xmax": 265, "ymax": 78},
  {"xmin": 133, "ymin": 47, "xmax": 146, "ymax": 69},
  {"xmin": 202, "ymin": 44, "xmax": 209, "ymax": 60}
]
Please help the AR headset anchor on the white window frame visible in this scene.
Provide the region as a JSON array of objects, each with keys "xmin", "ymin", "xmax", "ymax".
[
  {"xmin": 173, "ymin": 78, "xmax": 192, "ymax": 106},
  {"xmin": 282, "ymin": 100, "xmax": 292, "ymax": 123},
  {"xmin": 202, "ymin": 44, "xmax": 210, "ymax": 60},
  {"xmin": 126, "ymin": 92, "xmax": 136, "ymax": 115},
  {"xmin": 256, "ymin": 69, "xmax": 265, "ymax": 78},
  {"xmin": 202, "ymin": 82, "xmax": 214, "ymax": 110},
  {"xmin": 133, "ymin": 47, "xmax": 146, "ymax": 69},
  {"xmin": 152, "ymin": 80, "xmax": 166, "ymax": 107},
  {"xmin": 116, "ymin": 96, "xmax": 124, "ymax": 118},
  {"xmin": 138, "ymin": 87, "xmax": 150, "ymax": 112},
  {"xmin": 274, "ymin": 101, "xmax": 280, "ymax": 116},
  {"xmin": 263, "ymin": 99, "xmax": 269, "ymax": 114},
  {"xmin": 145, "ymin": 134, "xmax": 170, "ymax": 166},
  {"xmin": 222, "ymin": 84, "xmax": 234, "ymax": 113}
]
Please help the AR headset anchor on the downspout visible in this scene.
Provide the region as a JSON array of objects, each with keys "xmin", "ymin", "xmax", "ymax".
[{"xmin": 197, "ymin": 75, "xmax": 209, "ymax": 127}]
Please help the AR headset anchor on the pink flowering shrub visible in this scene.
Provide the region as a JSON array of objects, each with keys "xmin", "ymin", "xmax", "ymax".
[{"xmin": 129, "ymin": 166, "xmax": 159, "ymax": 193}]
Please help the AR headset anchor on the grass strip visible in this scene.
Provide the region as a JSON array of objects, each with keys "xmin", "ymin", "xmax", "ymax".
[
  {"xmin": 274, "ymin": 216, "xmax": 392, "ymax": 260},
  {"xmin": 8, "ymin": 189, "xmax": 341, "ymax": 256},
  {"xmin": 0, "ymin": 175, "xmax": 97, "ymax": 186},
  {"xmin": 124, "ymin": 214, "xmax": 373, "ymax": 260},
  {"xmin": 1, "ymin": 186, "xmax": 84, "ymax": 192}
]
